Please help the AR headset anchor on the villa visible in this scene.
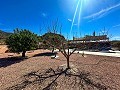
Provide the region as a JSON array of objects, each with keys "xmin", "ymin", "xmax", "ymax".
[{"xmin": 70, "ymin": 32, "xmax": 111, "ymax": 51}]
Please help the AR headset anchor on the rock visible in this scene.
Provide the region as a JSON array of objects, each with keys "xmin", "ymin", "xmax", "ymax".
[
  {"xmin": 51, "ymin": 55, "xmax": 59, "ymax": 59},
  {"xmin": 57, "ymin": 64, "xmax": 78, "ymax": 74}
]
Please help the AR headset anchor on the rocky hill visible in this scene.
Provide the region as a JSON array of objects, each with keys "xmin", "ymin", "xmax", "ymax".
[
  {"xmin": 0, "ymin": 30, "xmax": 12, "ymax": 44},
  {"xmin": 0, "ymin": 30, "xmax": 12, "ymax": 39}
]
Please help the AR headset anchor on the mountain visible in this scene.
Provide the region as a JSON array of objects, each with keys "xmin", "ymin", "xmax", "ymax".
[
  {"xmin": 0, "ymin": 30, "xmax": 12, "ymax": 44},
  {"xmin": 0, "ymin": 30, "xmax": 12, "ymax": 39}
]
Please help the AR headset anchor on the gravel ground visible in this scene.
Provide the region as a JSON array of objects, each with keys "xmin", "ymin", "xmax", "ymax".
[{"xmin": 0, "ymin": 48, "xmax": 120, "ymax": 90}]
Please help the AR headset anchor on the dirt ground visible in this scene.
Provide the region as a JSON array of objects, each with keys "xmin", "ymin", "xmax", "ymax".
[
  {"xmin": 0, "ymin": 45, "xmax": 8, "ymax": 54},
  {"xmin": 0, "ymin": 45, "xmax": 120, "ymax": 90}
]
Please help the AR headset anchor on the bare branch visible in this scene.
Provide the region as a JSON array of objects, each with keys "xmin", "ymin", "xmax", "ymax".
[
  {"xmin": 58, "ymin": 48, "xmax": 68, "ymax": 58},
  {"xmin": 69, "ymin": 48, "xmax": 77, "ymax": 56}
]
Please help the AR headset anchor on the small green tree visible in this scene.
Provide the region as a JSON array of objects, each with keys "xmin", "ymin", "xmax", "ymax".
[{"xmin": 6, "ymin": 29, "xmax": 39, "ymax": 57}]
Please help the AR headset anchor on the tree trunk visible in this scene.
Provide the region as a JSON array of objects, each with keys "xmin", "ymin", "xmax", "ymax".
[
  {"xmin": 54, "ymin": 52, "xmax": 56, "ymax": 57},
  {"xmin": 67, "ymin": 48, "xmax": 70, "ymax": 69},
  {"xmin": 52, "ymin": 47, "xmax": 54, "ymax": 53},
  {"xmin": 67, "ymin": 56, "xmax": 70, "ymax": 69},
  {"xmin": 22, "ymin": 51, "xmax": 26, "ymax": 57}
]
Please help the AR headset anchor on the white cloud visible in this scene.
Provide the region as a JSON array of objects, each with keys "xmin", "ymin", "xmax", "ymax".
[
  {"xmin": 68, "ymin": 19, "xmax": 72, "ymax": 22},
  {"xmin": 41, "ymin": 13, "xmax": 47, "ymax": 17},
  {"xmin": 112, "ymin": 24, "xmax": 120, "ymax": 28},
  {"xmin": 68, "ymin": 19, "xmax": 78, "ymax": 25},
  {"xmin": 84, "ymin": 3, "xmax": 120, "ymax": 20}
]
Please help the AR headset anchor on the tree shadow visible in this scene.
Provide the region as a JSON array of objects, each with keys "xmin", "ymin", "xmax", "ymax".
[
  {"xmin": 7, "ymin": 68, "xmax": 67, "ymax": 90},
  {"xmin": 0, "ymin": 56, "xmax": 26, "ymax": 68},
  {"xmin": 33, "ymin": 52, "xmax": 58, "ymax": 57},
  {"xmin": 7, "ymin": 67, "xmax": 114, "ymax": 90}
]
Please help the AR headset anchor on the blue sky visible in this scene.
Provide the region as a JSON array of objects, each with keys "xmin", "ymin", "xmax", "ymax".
[{"xmin": 0, "ymin": 0, "xmax": 120, "ymax": 40}]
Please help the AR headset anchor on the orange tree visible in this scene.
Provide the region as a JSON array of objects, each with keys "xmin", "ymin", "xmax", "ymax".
[{"xmin": 6, "ymin": 29, "xmax": 39, "ymax": 57}]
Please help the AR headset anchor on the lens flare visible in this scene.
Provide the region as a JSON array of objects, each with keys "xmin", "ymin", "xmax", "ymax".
[
  {"xmin": 70, "ymin": 0, "xmax": 80, "ymax": 36},
  {"xmin": 78, "ymin": 0, "xmax": 83, "ymax": 30},
  {"xmin": 70, "ymin": 0, "xmax": 84, "ymax": 38}
]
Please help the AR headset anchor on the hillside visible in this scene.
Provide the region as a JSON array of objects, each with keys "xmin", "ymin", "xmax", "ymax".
[
  {"xmin": 0, "ymin": 30, "xmax": 12, "ymax": 39},
  {"xmin": 0, "ymin": 30, "xmax": 12, "ymax": 44}
]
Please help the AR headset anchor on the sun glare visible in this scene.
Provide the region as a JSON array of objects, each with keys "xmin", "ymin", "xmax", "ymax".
[{"xmin": 70, "ymin": 0, "xmax": 91, "ymax": 36}]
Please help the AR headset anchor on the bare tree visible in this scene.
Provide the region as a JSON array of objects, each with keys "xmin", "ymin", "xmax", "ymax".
[{"xmin": 42, "ymin": 20, "xmax": 77, "ymax": 69}]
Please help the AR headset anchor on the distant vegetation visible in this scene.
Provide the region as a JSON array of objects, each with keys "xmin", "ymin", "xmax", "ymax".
[
  {"xmin": 0, "ymin": 30, "xmax": 12, "ymax": 44},
  {"xmin": 42, "ymin": 32, "xmax": 66, "ymax": 52}
]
